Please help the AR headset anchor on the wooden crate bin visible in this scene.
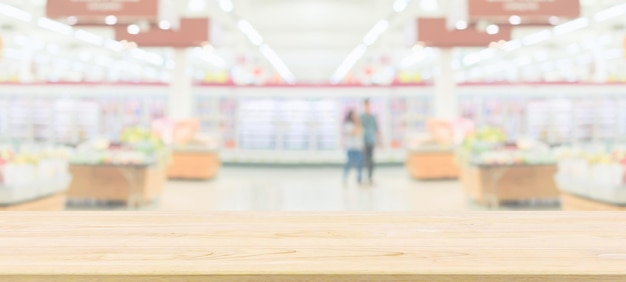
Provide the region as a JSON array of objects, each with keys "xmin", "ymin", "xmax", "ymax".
[
  {"xmin": 67, "ymin": 165, "xmax": 167, "ymax": 205},
  {"xmin": 459, "ymin": 164, "xmax": 560, "ymax": 204},
  {"xmin": 167, "ymin": 151, "xmax": 220, "ymax": 180},
  {"xmin": 406, "ymin": 150, "xmax": 459, "ymax": 180}
]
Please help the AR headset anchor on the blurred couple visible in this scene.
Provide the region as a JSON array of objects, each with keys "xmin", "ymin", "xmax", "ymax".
[{"xmin": 343, "ymin": 99, "xmax": 380, "ymax": 187}]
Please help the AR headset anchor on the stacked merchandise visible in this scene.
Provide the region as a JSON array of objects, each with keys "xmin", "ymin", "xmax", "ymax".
[
  {"xmin": 166, "ymin": 120, "xmax": 222, "ymax": 180},
  {"xmin": 458, "ymin": 127, "xmax": 560, "ymax": 205},
  {"xmin": 405, "ymin": 119, "xmax": 469, "ymax": 180},
  {"xmin": 66, "ymin": 127, "xmax": 169, "ymax": 207},
  {"xmin": 555, "ymin": 145, "xmax": 626, "ymax": 206},
  {"xmin": 70, "ymin": 127, "xmax": 167, "ymax": 166},
  {"xmin": 0, "ymin": 144, "xmax": 72, "ymax": 207},
  {"xmin": 460, "ymin": 127, "xmax": 557, "ymax": 166}
]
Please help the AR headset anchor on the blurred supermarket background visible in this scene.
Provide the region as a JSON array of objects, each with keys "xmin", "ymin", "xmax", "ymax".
[{"xmin": 0, "ymin": 0, "xmax": 625, "ymax": 212}]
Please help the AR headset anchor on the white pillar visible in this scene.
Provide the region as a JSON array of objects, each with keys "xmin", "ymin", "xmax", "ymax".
[
  {"xmin": 592, "ymin": 47, "xmax": 608, "ymax": 83},
  {"xmin": 19, "ymin": 51, "xmax": 33, "ymax": 83},
  {"xmin": 168, "ymin": 48, "xmax": 193, "ymax": 120},
  {"xmin": 433, "ymin": 48, "xmax": 458, "ymax": 119}
]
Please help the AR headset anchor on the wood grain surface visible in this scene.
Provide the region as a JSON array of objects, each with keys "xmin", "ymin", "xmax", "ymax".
[
  {"xmin": 1, "ymin": 212, "xmax": 626, "ymax": 281},
  {"xmin": 561, "ymin": 193, "xmax": 626, "ymax": 211},
  {"xmin": 0, "ymin": 193, "xmax": 65, "ymax": 211}
]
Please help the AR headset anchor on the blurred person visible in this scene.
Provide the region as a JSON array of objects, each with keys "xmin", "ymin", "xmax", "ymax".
[
  {"xmin": 343, "ymin": 109, "xmax": 363, "ymax": 186},
  {"xmin": 361, "ymin": 99, "xmax": 381, "ymax": 185}
]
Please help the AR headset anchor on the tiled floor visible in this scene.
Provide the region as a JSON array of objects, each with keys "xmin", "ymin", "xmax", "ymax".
[{"xmin": 155, "ymin": 166, "xmax": 475, "ymax": 212}]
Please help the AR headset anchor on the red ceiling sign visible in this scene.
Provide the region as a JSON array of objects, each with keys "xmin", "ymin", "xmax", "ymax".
[
  {"xmin": 115, "ymin": 18, "xmax": 210, "ymax": 48},
  {"xmin": 417, "ymin": 18, "xmax": 512, "ymax": 47},
  {"xmin": 468, "ymin": 0, "xmax": 580, "ymax": 19},
  {"xmin": 46, "ymin": 0, "xmax": 159, "ymax": 24}
]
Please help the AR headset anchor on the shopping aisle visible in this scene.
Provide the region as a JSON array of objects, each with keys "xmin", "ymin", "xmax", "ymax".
[{"xmin": 156, "ymin": 166, "xmax": 471, "ymax": 212}]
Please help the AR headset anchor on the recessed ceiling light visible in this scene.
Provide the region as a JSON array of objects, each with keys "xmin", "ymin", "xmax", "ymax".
[
  {"xmin": 158, "ymin": 20, "xmax": 171, "ymax": 30},
  {"xmin": 486, "ymin": 24, "xmax": 499, "ymax": 35},
  {"xmin": 509, "ymin": 15, "xmax": 522, "ymax": 25},
  {"xmin": 455, "ymin": 20, "xmax": 468, "ymax": 30},
  {"xmin": 127, "ymin": 24, "xmax": 140, "ymax": 35},
  {"xmin": 549, "ymin": 16, "xmax": 560, "ymax": 25},
  {"xmin": 105, "ymin": 15, "xmax": 117, "ymax": 25},
  {"xmin": 66, "ymin": 16, "xmax": 78, "ymax": 25}
]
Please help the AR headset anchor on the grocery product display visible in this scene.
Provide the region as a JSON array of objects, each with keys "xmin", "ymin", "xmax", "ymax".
[
  {"xmin": 166, "ymin": 119, "xmax": 221, "ymax": 180},
  {"xmin": 66, "ymin": 128, "xmax": 168, "ymax": 207},
  {"xmin": 0, "ymin": 92, "xmax": 166, "ymax": 144},
  {"xmin": 457, "ymin": 127, "xmax": 560, "ymax": 205},
  {"xmin": 460, "ymin": 90, "xmax": 626, "ymax": 143},
  {"xmin": 0, "ymin": 144, "xmax": 71, "ymax": 210},
  {"xmin": 555, "ymin": 145, "xmax": 626, "ymax": 209},
  {"xmin": 405, "ymin": 120, "xmax": 461, "ymax": 180}
]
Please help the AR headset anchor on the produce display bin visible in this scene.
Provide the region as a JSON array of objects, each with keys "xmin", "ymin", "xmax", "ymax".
[
  {"xmin": 167, "ymin": 148, "xmax": 220, "ymax": 180},
  {"xmin": 67, "ymin": 163, "xmax": 167, "ymax": 207},
  {"xmin": 405, "ymin": 148, "xmax": 458, "ymax": 180},
  {"xmin": 459, "ymin": 163, "xmax": 559, "ymax": 207},
  {"xmin": 561, "ymin": 192, "xmax": 626, "ymax": 211},
  {"xmin": 0, "ymin": 175, "xmax": 71, "ymax": 211}
]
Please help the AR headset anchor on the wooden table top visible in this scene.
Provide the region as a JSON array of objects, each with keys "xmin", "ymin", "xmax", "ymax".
[{"xmin": 1, "ymin": 212, "xmax": 626, "ymax": 281}]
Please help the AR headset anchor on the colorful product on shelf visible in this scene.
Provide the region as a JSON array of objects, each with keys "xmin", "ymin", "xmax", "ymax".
[
  {"xmin": 0, "ymin": 144, "xmax": 72, "ymax": 205},
  {"xmin": 70, "ymin": 128, "xmax": 167, "ymax": 166},
  {"xmin": 555, "ymin": 145, "xmax": 626, "ymax": 205},
  {"xmin": 460, "ymin": 127, "xmax": 557, "ymax": 165}
]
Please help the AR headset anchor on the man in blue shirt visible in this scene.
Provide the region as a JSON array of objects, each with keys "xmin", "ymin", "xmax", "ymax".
[{"xmin": 360, "ymin": 99, "xmax": 380, "ymax": 185}]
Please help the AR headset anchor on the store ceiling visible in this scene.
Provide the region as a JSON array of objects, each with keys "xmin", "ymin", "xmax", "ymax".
[{"xmin": 0, "ymin": 0, "xmax": 625, "ymax": 84}]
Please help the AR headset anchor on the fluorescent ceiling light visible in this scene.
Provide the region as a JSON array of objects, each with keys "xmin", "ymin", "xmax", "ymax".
[
  {"xmin": 105, "ymin": 15, "xmax": 117, "ymax": 25},
  {"xmin": 330, "ymin": 44, "xmax": 368, "ymax": 84},
  {"xmin": 548, "ymin": 16, "xmax": 560, "ymax": 25},
  {"xmin": 393, "ymin": 0, "xmax": 408, "ymax": 13},
  {"xmin": 509, "ymin": 15, "xmax": 522, "ymax": 25},
  {"xmin": 3, "ymin": 48, "xmax": 24, "ymax": 60},
  {"xmin": 260, "ymin": 44, "xmax": 296, "ymax": 84},
  {"xmin": 513, "ymin": 56, "xmax": 531, "ymax": 67},
  {"xmin": 486, "ymin": 24, "xmax": 499, "ymax": 35},
  {"xmin": 534, "ymin": 51, "xmax": 548, "ymax": 62},
  {"xmin": 38, "ymin": 17, "xmax": 73, "ymax": 35},
  {"xmin": 159, "ymin": 20, "xmax": 172, "ymax": 30},
  {"xmin": 46, "ymin": 43, "xmax": 61, "ymax": 54},
  {"xmin": 400, "ymin": 47, "xmax": 433, "ymax": 69},
  {"xmin": 218, "ymin": 0, "xmax": 234, "ymax": 13},
  {"xmin": 604, "ymin": 48, "xmax": 623, "ymax": 60},
  {"xmin": 145, "ymin": 52, "xmax": 164, "ymax": 66},
  {"xmin": 127, "ymin": 24, "xmax": 140, "ymax": 35},
  {"xmin": 0, "ymin": 3, "xmax": 32, "ymax": 22},
  {"xmin": 553, "ymin": 18, "xmax": 589, "ymax": 36},
  {"xmin": 105, "ymin": 40, "xmax": 123, "ymax": 52},
  {"xmin": 503, "ymin": 39, "xmax": 521, "ymax": 52},
  {"xmin": 203, "ymin": 53, "xmax": 226, "ymax": 69},
  {"xmin": 420, "ymin": 0, "xmax": 438, "ymax": 12},
  {"xmin": 75, "ymin": 29, "xmax": 104, "ymax": 46},
  {"xmin": 237, "ymin": 20, "xmax": 263, "ymax": 46},
  {"xmin": 66, "ymin": 16, "xmax": 78, "ymax": 25},
  {"xmin": 188, "ymin": 0, "xmax": 206, "ymax": 11},
  {"xmin": 575, "ymin": 54, "xmax": 593, "ymax": 65},
  {"xmin": 566, "ymin": 43, "xmax": 580, "ymax": 55},
  {"xmin": 462, "ymin": 49, "xmax": 495, "ymax": 66},
  {"xmin": 95, "ymin": 56, "xmax": 113, "ymax": 67},
  {"xmin": 363, "ymin": 20, "xmax": 389, "ymax": 46},
  {"xmin": 594, "ymin": 3, "xmax": 626, "ymax": 22},
  {"xmin": 455, "ymin": 20, "xmax": 468, "ymax": 30},
  {"xmin": 522, "ymin": 29, "xmax": 552, "ymax": 46}
]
